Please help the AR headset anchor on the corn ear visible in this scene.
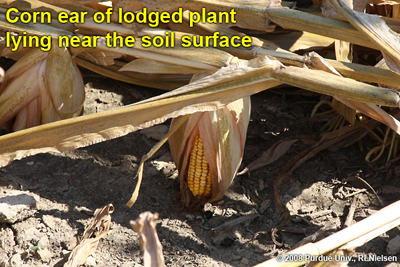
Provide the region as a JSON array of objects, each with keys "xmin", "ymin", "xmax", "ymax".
[{"xmin": 169, "ymin": 94, "xmax": 250, "ymax": 207}]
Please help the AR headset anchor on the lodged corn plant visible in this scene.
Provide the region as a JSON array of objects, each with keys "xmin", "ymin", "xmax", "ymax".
[{"xmin": 1, "ymin": 0, "xmax": 400, "ymax": 263}]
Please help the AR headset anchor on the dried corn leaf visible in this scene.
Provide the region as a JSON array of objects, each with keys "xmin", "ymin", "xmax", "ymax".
[
  {"xmin": 238, "ymin": 138, "xmax": 300, "ymax": 175},
  {"xmin": 76, "ymin": 18, "xmax": 138, "ymax": 36},
  {"xmin": 305, "ymin": 52, "xmax": 400, "ymax": 133},
  {"xmin": 335, "ymin": 39, "xmax": 353, "ymax": 62},
  {"xmin": 1, "ymin": 54, "xmax": 400, "ymax": 167},
  {"xmin": 72, "ymin": 48, "xmax": 122, "ymax": 66},
  {"xmin": 270, "ymin": 65, "xmax": 400, "ymax": 107},
  {"xmin": 74, "ymin": 57, "xmax": 192, "ymax": 90},
  {"xmin": 167, "ymin": 10, "xmax": 280, "ymax": 51},
  {"xmin": 338, "ymin": 98, "xmax": 400, "ymax": 133},
  {"xmin": 130, "ymin": 212, "xmax": 165, "ymax": 267},
  {"xmin": 329, "ymin": 0, "xmax": 400, "ymax": 72},
  {"xmin": 265, "ymin": 8, "xmax": 379, "ymax": 50},
  {"xmin": 64, "ymin": 204, "xmax": 114, "ymax": 267},
  {"xmin": 264, "ymin": 31, "xmax": 334, "ymax": 52},
  {"xmin": 259, "ymin": 49, "xmax": 400, "ymax": 87},
  {"xmin": 332, "ymin": 98, "xmax": 356, "ymax": 125},
  {"xmin": 0, "ymin": 56, "xmax": 282, "ymax": 168},
  {"xmin": 120, "ymin": 59, "xmax": 204, "ymax": 74}
]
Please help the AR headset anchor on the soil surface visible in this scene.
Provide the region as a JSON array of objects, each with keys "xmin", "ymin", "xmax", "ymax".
[{"xmin": 1, "ymin": 65, "xmax": 400, "ymax": 267}]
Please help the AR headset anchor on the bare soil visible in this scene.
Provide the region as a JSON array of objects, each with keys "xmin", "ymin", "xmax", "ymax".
[{"xmin": 1, "ymin": 65, "xmax": 400, "ymax": 267}]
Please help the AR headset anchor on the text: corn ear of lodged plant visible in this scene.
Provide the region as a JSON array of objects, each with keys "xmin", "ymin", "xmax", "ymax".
[
  {"xmin": 168, "ymin": 96, "xmax": 251, "ymax": 207},
  {"xmin": 0, "ymin": 43, "xmax": 85, "ymax": 131}
]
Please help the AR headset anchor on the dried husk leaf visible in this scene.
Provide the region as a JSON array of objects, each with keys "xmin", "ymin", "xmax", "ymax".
[
  {"xmin": 0, "ymin": 61, "xmax": 42, "ymax": 127},
  {"xmin": 38, "ymin": 59, "xmax": 62, "ymax": 124},
  {"xmin": 0, "ymin": 49, "xmax": 47, "ymax": 90},
  {"xmin": 12, "ymin": 97, "xmax": 41, "ymax": 131},
  {"xmin": 130, "ymin": 212, "xmax": 165, "ymax": 267},
  {"xmin": 64, "ymin": 204, "xmax": 114, "ymax": 267},
  {"xmin": 45, "ymin": 44, "xmax": 85, "ymax": 119}
]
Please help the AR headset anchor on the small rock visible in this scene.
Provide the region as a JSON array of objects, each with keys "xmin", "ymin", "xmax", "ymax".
[
  {"xmin": 0, "ymin": 193, "xmax": 36, "ymax": 223},
  {"xmin": 241, "ymin": 257, "xmax": 249, "ymax": 265},
  {"xmin": 387, "ymin": 235, "xmax": 400, "ymax": 255},
  {"xmin": 140, "ymin": 125, "xmax": 168, "ymax": 141},
  {"xmin": 37, "ymin": 248, "xmax": 52, "ymax": 263}
]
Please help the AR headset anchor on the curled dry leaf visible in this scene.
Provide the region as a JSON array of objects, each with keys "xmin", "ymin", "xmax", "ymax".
[
  {"xmin": 328, "ymin": 0, "xmax": 400, "ymax": 72},
  {"xmin": 64, "ymin": 204, "xmax": 114, "ymax": 267},
  {"xmin": 238, "ymin": 138, "xmax": 301, "ymax": 175},
  {"xmin": 130, "ymin": 212, "xmax": 165, "ymax": 267}
]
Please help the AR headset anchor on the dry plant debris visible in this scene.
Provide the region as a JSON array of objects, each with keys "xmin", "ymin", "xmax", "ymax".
[
  {"xmin": 130, "ymin": 212, "xmax": 165, "ymax": 267},
  {"xmin": 64, "ymin": 203, "xmax": 114, "ymax": 267}
]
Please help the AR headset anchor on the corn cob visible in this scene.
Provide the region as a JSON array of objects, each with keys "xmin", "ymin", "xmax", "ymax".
[{"xmin": 187, "ymin": 132, "xmax": 212, "ymax": 196}]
